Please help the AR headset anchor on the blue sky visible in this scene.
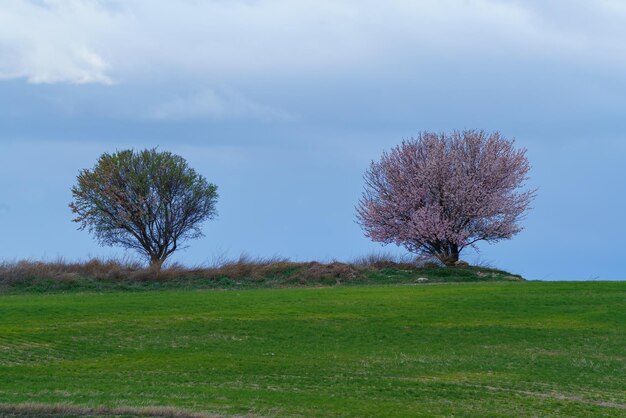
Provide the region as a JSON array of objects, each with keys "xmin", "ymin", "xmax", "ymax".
[{"xmin": 1, "ymin": 0, "xmax": 625, "ymax": 280}]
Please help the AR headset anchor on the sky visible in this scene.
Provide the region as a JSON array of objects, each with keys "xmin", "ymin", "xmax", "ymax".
[{"xmin": 1, "ymin": 0, "xmax": 625, "ymax": 280}]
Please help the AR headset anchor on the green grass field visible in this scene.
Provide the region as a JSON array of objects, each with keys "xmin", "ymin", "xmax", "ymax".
[{"xmin": 1, "ymin": 282, "xmax": 624, "ymax": 417}]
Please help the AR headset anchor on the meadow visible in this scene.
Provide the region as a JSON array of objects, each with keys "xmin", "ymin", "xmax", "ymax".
[{"xmin": 0, "ymin": 280, "xmax": 624, "ymax": 417}]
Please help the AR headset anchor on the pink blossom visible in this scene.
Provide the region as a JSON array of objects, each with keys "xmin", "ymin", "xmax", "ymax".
[{"xmin": 356, "ymin": 130, "xmax": 535, "ymax": 266}]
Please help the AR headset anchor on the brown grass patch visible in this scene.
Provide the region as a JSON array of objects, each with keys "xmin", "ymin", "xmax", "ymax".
[
  {"xmin": 0, "ymin": 403, "xmax": 223, "ymax": 417},
  {"xmin": 0, "ymin": 254, "xmax": 370, "ymax": 284},
  {"xmin": 0, "ymin": 252, "xmax": 479, "ymax": 290}
]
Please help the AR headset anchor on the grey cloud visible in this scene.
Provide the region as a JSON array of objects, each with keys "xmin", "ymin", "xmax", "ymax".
[
  {"xmin": 151, "ymin": 88, "xmax": 294, "ymax": 122},
  {"xmin": 3, "ymin": 1, "xmax": 626, "ymax": 86}
]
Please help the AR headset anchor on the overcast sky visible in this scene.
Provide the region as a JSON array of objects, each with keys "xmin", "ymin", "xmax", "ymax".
[{"xmin": 1, "ymin": 0, "xmax": 625, "ymax": 280}]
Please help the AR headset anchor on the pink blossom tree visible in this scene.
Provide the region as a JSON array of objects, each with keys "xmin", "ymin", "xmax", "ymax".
[{"xmin": 356, "ymin": 130, "xmax": 535, "ymax": 266}]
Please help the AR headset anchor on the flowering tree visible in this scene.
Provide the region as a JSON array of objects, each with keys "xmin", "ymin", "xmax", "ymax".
[
  {"xmin": 70, "ymin": 149, "xmax": 218, "ymax": 271},
  {"xmin": 356, "ymin": 130, "xmax": 535, "ymax": 266}
]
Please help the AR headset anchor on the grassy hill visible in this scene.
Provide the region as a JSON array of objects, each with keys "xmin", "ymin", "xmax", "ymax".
[
  {"xmin": 0, "ymin": 281, "xmax": 624, "ymax": 416},
  {"xmin": 0, "ymin": 258, "xmax": 522, "ymax": 293}
]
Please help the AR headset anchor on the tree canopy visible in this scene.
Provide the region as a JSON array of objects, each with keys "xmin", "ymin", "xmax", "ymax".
[
  {"xmin": 356, "ymin": 130, "xmax": 535, "ymax": 266},
  {"xmin": 70, "ymin": 149, "xmax": 218, "ymax": 270}
]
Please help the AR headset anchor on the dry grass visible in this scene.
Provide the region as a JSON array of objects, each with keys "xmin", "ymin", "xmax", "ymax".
[
  {"xmin": 0, "ymin": 403, "xmax": 221, "ymax": 417},
  {"xmin": 351, "ymin": 251, "xmax": 436, "ymax": 269},
  {"xmin": 0, "ymin": 253, "xmax": 515, "ymax": 292},
  {"xmin": 0, "ymin": 254, "xmax": 379, "ymax": 284},
  {"xmin": 0, "ymin": 257, "xmax": 146, "ymax": 283}
]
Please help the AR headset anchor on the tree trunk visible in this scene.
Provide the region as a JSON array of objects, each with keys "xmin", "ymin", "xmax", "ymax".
[
  {"xmin": 149, "ymin": 257, "xmax": 164, "ymax": 275},
  {"xmin": 437, "ymin": 245, "xmax": 460, "ymax": 267}
]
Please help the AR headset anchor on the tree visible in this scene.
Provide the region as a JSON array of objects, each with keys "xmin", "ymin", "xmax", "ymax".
[
  {"xmin": 70, "ymin": 149, "xmax": 218, "ymax": 271},
  {"xmin": 356, "ymin": 130, "xmax": 535, "ymax": 266}
]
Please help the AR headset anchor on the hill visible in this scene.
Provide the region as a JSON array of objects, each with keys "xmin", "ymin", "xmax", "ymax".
[{"xmin": 0, "ymin": 258, "xmax": 522, "ymax": 293}]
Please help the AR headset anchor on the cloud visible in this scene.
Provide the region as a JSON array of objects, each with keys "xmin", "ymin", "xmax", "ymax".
[
  {"xmin": 152, "ymin": 88, "xmax": 292, "ymax": 121},
  {"xmin": 2, "ymin": 1, "xmax": 626, "ymax": 86},
  {"xmin": 0, "ymin": 0, "xmax": 114, "ymax": 84},
  {"xmin": 3, "ymin": 0, "xmax": 626, "ymax": 135}
]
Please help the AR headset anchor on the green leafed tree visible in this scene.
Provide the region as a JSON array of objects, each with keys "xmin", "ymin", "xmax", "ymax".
[{"xmin": 70, "ymin": 149, "xmax": 218, "ymax": 271}]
